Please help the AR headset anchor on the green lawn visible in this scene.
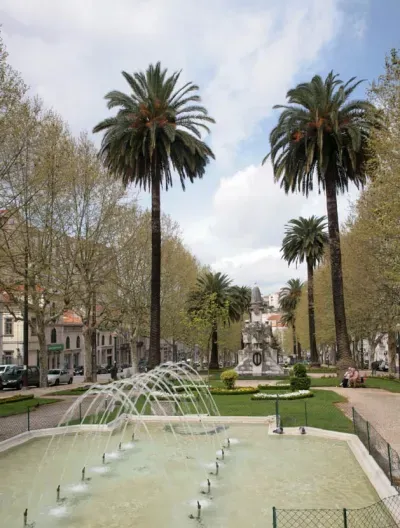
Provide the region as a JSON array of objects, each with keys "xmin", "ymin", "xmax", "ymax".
[
  {"xmin": 0, "ymin": 397, "xmax": 61, "ymax": 417},
  {"xmin": 65, "ymin": 389, "xmax": 352, "ymax": 434},
  {"xmin": 48, "ymin": 387, "xmax": 90, "ymax": 396},
  {"xmin": 213, "ymin": 390, "xmax": 353, "ymax": 433}
]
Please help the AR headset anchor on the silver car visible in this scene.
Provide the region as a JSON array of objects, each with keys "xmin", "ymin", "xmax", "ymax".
[{"xmin": 47, "ymin": 369, "xmax": 73, "ymax": 386}]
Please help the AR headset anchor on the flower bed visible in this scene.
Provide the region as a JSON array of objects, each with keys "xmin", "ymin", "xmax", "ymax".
[
  {"xmin": 251, "ymin": 390, "xmax": 313, "ymax": 400},
  {"xmin": 257, "ymin": 384, "xmax": 290, "ymax": 391},
  {"xmin": 148, "ymin": 391, "xmax": 196, "ymax": 401},
  {"xmin": 210, "ymin": 387, "xmax": 259, "ymax": 395}
]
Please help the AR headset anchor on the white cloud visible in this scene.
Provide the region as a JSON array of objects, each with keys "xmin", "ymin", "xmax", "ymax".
[
  {"xmin": 184, "ymin": 162, "xmax": 359, "ymax": 293},
  {"xmin": 0, "ymin": 0, "xmax": 364, "ymax": 294}
]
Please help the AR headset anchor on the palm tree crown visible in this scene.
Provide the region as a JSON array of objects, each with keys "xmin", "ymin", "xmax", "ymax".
[
  {"xmin": 189, "ymin": 271, "xmax": 241, "ymax": 322},
  {"xmin": 93, "ymin": 62, "xmax": 215, "ymax": 190},
  {"xmin": 279, "ymin": 278, "xmax": 303, "ymax": 313},
  {"xmin": 264, "ymin": 72, "xmax": 379, "ymax": 194},
  {"xmin": 281, "ymin": 216, "xmax": 328, "ymax": 267}
]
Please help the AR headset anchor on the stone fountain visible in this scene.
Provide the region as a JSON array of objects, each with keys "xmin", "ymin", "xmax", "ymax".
[{"xmin": 235, "ymin": 286, "xmax": 283, "ymax": 377}]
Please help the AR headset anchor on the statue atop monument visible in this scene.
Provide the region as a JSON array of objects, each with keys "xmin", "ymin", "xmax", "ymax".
[{"xmin": 235, "ymin": 285, "xmax": 283, "ymax": 377}]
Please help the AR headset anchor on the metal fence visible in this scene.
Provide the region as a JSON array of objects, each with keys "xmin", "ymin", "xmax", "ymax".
[
  {"xmin": 273, "ymin": 495, "xmax": 400, "ymax": 527},
  {"xmin": 353, "ymin": 408, "xmax": 400, "ymax": 491},
  {"xmin": 274, "ymin": 396, "xmax": 351, "ymax": 433}
]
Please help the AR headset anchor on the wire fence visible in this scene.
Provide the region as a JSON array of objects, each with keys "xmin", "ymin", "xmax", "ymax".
[
  {"xmin": 273, "ymin": 495, "xmax": 400, "ymax": 527},
  {"xmin": 353, "ymin": 408, "xmax": 400, "ymax": 491},
  {"xmin": 274, "ymin": 395, "xmax": 352, "ymax": 434}
]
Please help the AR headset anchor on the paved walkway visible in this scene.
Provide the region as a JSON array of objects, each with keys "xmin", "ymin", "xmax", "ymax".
[{"xmin": 314, "ymin": 387, "xmax": 400, "ymax": 453}]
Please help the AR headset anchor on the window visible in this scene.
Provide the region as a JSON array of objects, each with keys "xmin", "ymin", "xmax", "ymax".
[
  {"xmin": 76, "ymin": 336, "xmax": 81, "ymax": 349},
  {"xmin": 51, "ymin": 328, "xmax": 57, "ymax": 343},
  {"xmin": 31, "ymin": 318, "xmax": 37, "ymax": 336},
  {"xmin": 109, "ymin": 335, "xmax": 112, "ymax": 345},
  {"xmin": 66, "ymin": 336, "xmax": 70, "ymax": 349},
  {"xmin": 2, "ymin": 352, "xmax": 13, "ymax": 365},
  {"xmin": 101, "ymin": 335, "xmax": 105, "ymax": 346},
  {"xmin": 4, "ymin": 318, "xmax": 13, "ymax": 336}
]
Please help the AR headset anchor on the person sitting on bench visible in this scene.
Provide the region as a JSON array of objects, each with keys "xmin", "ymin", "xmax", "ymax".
[
  {"xmin": 349, "ymin": 367, "xmax": 360, "ymax": 388},
  {"xmin": 341, "ymin": 368, "xmax": 352, "ymax": 388}
]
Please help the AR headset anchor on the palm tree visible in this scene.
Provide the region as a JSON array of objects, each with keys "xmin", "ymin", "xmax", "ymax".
[
  {"xmin": 281, "ymin": 216, "xmax": 328, "ymax": 364},
  {"xmin": 93, "ymin": 63, "xmax": 215, "ymax": 368},
  {"xmin": 264, "ymin": 72, "xmax": 379, "ymax": 362},
  {"xmin": 230, "ymin": 285, "xmax": 251, "ymax": 349},
  {"xmin": 279, "ymin": 278, "xmax": 303, "ymax": 358},
  {"xmin": 189, "ymin": 272, "xmax": 242, "ymax": 369}
]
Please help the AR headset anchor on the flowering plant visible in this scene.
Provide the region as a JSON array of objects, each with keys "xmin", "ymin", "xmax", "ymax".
[
  {"xmin": 251, "ymin": 390, "xmax": 313, "ymax": 400},
  {"xmin": 148, "ymin": 391, "xmax": 195, "ymax": 401},
  {"xmin": 210, "ymin": 387, "xmax": 259, "ymax": 395}
]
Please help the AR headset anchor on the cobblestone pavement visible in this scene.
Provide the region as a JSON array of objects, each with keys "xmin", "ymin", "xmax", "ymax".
[{"xmin": 0, "ymin": 396, "xmax": 100, "ymax": 442}]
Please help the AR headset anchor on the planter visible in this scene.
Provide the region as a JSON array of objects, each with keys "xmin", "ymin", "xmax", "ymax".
[{"xmin": 150, "ymin": 400, "xmax": 176, "ymax": 416}]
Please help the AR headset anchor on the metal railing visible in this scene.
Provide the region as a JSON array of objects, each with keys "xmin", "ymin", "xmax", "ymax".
[
  {"xmin": 273, "ymin": 495, "xmax": 400, "ymax": 527},
  {"xmin": 353, "ymin": 408, "xmax": 400, "ymax": 491}
]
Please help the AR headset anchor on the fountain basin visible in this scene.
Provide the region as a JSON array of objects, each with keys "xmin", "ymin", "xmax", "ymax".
[{"xmin": 0, "ymin": 423, "xmax": 382, "ymax": 528}]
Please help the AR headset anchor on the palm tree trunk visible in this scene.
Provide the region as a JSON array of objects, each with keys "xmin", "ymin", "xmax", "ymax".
[
  {"xmin": 325, "ymin": 174, "xmax": 351, "ymax": 362},
  {"xmin": 307, "ymin": 260, "xmax": 319, "ymax": 364},
  {"xmin": 209, "ymin": 322, "xmax": 219, "ymax": 369},
  {"xmin": 148, "ymin": 167, "xmax": 161, "ymax": 369},
  {"xmin": 292, "ymin": 322, "xmax": 297, "ymax": 357}
]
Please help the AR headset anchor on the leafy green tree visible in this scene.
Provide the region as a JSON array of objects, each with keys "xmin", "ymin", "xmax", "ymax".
[
  {"xmin": 188, "ymin": 271, "xmax": 242, "ymax": 369},
  {"xmin": 264, "ymin": 72, "xmax": 380, "ymax": 362},
  {"xmin": 93, "ymin": 62, "xmax": 215, "ymax": 368},
  {"xmin": 281, "ymin": 216, "xmax": 327, "ymax": 363},
  {"xmin": 279, "ymin": 278, "xmax": 303, "ymax": 358}
]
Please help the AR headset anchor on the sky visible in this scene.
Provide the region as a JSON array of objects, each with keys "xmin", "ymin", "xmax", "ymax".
[{"xmin": 1, "ymin": 0, "xmax": 399, "ymax": 295}]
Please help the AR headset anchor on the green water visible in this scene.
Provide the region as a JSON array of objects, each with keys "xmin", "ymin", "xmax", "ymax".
[{"xmin": 0, "ymin": 424, "xmax": 378, "ymax": 527}]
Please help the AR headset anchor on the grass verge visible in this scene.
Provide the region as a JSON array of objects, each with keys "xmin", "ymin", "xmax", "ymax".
[{"xmin": 0, "ymin": 397, "xmax": 61, "ymax": 417}]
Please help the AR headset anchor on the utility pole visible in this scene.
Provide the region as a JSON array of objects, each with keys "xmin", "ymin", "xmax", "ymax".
[
  {"xmin": 91, "ymin": 291, "xmax": 97, "ymax": 382},
  {"xmin": 23, "ymin": 247, "xmax": 29, "ymax": 388}
]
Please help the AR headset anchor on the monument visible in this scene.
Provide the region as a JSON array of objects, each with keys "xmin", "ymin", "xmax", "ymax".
[{"xmin": 235, "ymin": 285, "xmax": 284, "ymax": 377}]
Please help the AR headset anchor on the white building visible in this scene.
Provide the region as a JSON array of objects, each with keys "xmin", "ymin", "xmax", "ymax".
[{"xmin": 264, "ymin": 292, "xmax": 280, "ymax": 312}]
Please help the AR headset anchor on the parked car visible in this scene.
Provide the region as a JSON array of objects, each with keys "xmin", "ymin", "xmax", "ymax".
[
  {"xmin": 47, "ymin": 369, "xmax": 73, "ymax": 386},
  {"xmin": 74, "ymin": 366, "xmax": 84, "ymax": 376},
  {"xmin": 0, "ymin": 366, "xmax": 40, "ymax": 390},
  {"xmin": 0, "ymin": 364, "xmax": 19, "ymax": 380},
  {"xmin": 96, "ymin": 366, "xmax": 108, "ymax": 374}
]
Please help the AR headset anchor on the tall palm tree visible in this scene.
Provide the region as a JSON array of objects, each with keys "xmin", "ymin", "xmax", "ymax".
[
  {"xmin": 93, "ymin": 63, "xmax": 215, "ymax": 368},
  {"xmin": 264, "ymin": 72, "xmax": 379, "ymax": 362},
  {"xmin": 279, "ymin": 278, "xmax": 303, "ymax": 358},
  {"xmin": 230, "ymin": 285, "xmax": 252, "ymax": 349},
  {"xmin": 189, "ymin": 271, "xmax": 242, "ymax": 369},
  {"xmin": 281, "ymin": 216, "xmax": 328, "ymax": 363}
]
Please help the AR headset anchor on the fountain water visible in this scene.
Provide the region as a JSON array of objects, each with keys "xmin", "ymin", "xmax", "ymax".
[{"xmin": 9, "ymin": 362, "xmax": 233, "ymax": 528}]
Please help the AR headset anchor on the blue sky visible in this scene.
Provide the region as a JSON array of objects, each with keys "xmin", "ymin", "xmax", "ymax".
[{"xmin": 1, "ymin": 0, "xmax": 399, "ymax": 293}]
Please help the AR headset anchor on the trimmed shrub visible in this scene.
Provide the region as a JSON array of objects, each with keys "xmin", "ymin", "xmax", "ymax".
[
  {"xmin": 290, "ymin": 376, "xmax": 311, "ymax": 391},
  {"xmin": 0, "ymin": 394, "xmax": 34, "ymax": 405},
  {"xmin": 290, "ymin": 363, "xmax": 311, "ymax": 391},
  {"xmin": 220, "ymin": 369, "xmax": 238, "ymax": 390}
]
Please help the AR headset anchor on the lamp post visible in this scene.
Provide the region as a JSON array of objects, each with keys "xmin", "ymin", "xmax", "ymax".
[
  {"xmin": 23, "ymin": 248, "xmax": 29, "ymax": 389},
  {"xmin": 396, "ymin": 331, "xmax": 400, "ymax": 380}
]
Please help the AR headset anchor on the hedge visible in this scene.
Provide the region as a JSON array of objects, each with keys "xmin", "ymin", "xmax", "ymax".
[
  {"xmin": 210, "ymin": 387, "xmax": 259, "ymax": 395},
  {"xmin": 0, "ymin": 394, "xmax": 35, "ymax": 405},
  {"xmin": 257, "ymin": 384, "xmax": 290, "ymax": 391}
]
